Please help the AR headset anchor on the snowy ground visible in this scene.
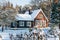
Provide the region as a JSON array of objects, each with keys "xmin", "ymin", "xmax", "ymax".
[
  {"xmin": 47, "ymin": 37, "xmax": 59, "ymax": 40},
  {"xmin": 0, "ymin": 33, "xmax": 10, "ymax": 40},
  {"xmin": 0, "ymin": 28, "xmax": 30, "ymax": 40},
  {"xmin": 0, "ymin": 27, "xmax": 59, "ymax": 40}
]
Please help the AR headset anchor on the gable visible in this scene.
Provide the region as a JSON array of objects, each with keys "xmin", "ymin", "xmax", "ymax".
[
  {"xmin": 35, "ymin": 11, "xmax": 46, "ymax": 20},
  {"xmin": 31, "ymin": 8, "xmax": 48, "ymax": 22}
]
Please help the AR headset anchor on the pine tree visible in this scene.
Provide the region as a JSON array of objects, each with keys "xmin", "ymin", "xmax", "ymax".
[{"xmin": 50, "ymin": 0, "xmax": 60, "ymax": 27}]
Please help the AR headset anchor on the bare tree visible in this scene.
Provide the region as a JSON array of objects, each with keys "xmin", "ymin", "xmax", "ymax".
[
  {"xmin": 30, "ymin": 0, "xmax": 52, "ymax": 20},
  {"xmin": 0, "ymin": 8, "xmax": 17, "ymax": 26}
]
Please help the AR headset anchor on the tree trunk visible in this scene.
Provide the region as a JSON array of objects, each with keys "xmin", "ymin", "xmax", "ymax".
[{"xmin": 2, "ymin": 26, "xmax": 4, "ymax": 32}]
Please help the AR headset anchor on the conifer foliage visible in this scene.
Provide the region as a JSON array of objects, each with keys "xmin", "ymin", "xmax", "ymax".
[{"xmin": 50, "ymin": 0, "xmax": 60, "ymax": 24}]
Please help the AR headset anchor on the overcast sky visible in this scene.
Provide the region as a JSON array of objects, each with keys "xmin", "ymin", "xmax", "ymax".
[{"xmin": 6, "ymin": 0, "xmax": 31, "ymax": 7}]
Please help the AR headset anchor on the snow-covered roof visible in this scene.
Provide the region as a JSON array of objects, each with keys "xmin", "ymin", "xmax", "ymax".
[
  {"xmin": 15, "ymin": 8, "xmax": 48, "ymax": 21},
  {"xmin": 15, "ymin": 12, "xmax": 33, "ymax": 21},
  {"xmin": 31, "ymin": 9, "xmax": 40, "ymax": 19}
]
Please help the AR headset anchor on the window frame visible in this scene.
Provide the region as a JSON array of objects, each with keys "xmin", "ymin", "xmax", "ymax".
[
  {"xmin": 27, "ymin": 22, "xmax": 31, "ymax": 27},
  {"xmin": 39, "ymin": 15, "xmax": 43, "ymax": 19},
  {"xmin": 39, "ymin": 20, "xmax": 43, "ymax": 27},
  {"xmin": 42, "ymin": 20, "xmax": 46, "ymax": 27},
  {"xmin": 35, "ymin": 20, "xmax": 43, "ymax": 27},
  {"xmin": 19, "ymin": 21, "xmax": 24, "ymax": 26}
]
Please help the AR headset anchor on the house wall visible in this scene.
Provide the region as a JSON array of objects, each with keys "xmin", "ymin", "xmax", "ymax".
[
  {"xmin": 53, "ymin": 0, "xmax": 58, "ymax": 3},
  {"xmin": 34, "ymin": 11, "xmax": 49, "ymax": 28},
  {"xmin": 16, "ymin": 20, "xmax": 34, "ymax": 28}
]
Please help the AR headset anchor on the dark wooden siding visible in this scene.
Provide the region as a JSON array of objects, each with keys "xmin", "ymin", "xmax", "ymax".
[{"xmin": 11, "ymin": 20, "xmax": 34, "ymax": 28}]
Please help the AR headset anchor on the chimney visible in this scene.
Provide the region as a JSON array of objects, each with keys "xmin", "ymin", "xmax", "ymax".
[
  {"xmin": 28, "ymin": 9, "xmax": 32, "ymax": 15},
  {"xmin": 28, "ymin": 7, "xmax": 32, "ymax": 15}
]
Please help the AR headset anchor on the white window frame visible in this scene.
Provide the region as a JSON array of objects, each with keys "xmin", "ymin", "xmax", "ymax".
[
  {"xmin": 35, "ymin": 20, "xmax": 40, "ymax": 25},
  {"xmin": 39, "ymin": 20, "xmax": 43, "ymax": 27},
  {"xmin": 43, "ymin": 20, "xmax": 46, "ymax": 27},
  {"xmin": 35, "ymin": 20, "xmax": 43, "ymax": 27},
  {"xmin": 27, "ymin": 22, "xmax": 31, "ymax": 27},
  {"xmin": 19, "ymin": 21, "xmax": 24, "ymax": 26}
]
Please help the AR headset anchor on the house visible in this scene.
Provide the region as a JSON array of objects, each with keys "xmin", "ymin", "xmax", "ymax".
[{"xmin": 11, "ymin": 8, "xmax": 49, "ymax": 28}]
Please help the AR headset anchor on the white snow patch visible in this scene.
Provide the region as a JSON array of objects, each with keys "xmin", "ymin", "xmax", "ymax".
[{"xmin": 15, "ymin": 13, "xmax": 33, "ymax": 21}]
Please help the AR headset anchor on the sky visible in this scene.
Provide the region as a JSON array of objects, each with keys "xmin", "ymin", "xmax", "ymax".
[{"xmin": 6, "ymin": 0, "xmax": 31, "ymax": 7}]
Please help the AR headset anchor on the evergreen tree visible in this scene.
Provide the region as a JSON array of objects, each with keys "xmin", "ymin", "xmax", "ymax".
[{"xmin": 50, "ymin": 1, "xmax": 60, "ymax": 27}]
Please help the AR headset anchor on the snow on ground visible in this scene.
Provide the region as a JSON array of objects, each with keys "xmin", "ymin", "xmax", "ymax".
[
  {"xmin": 4, "ymin": 29, "xmax": 29, "ymax": 35},
  {"xmin": 0, "ymin": 28, "xmax": 30, "ymax": 40},
  {"xmin": 47, "ymin": 37, "xmax": 59, "ymax": 40},
  {"xmin": 0, "ymin": 33, "xmax": 10, "ymax": 40},
  {"xmin": 0, "ymin": 29, "xmax": 29, "ymax": 40},
  {"xmin": 0, "ymin": 27, "xmax": 59, "ymax": 40}
]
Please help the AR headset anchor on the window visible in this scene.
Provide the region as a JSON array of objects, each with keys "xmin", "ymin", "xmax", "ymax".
[
  {"xmin": 39, "ymin": 15, "xmax": 43, "ymax": 19},
  {"xmin": 12, "ymin": 22, "xmax": 16, "ymax": 26},
  {"xmin": 43, "ymin": 20, "xmax": 46, "ymax": 27},
  {"xmin": 27, "ymin": 22, "xmax": 31, "ymax": 27},
  {"xmin": 35, "ymin": 20, "xmax": 40, "ymax": 25},
  {"xmin": 35, "ymin": 20, "xmax": 43, "ymax": 27},
  {"xmin": 19, "ymin": 21, "xmax": 24, "ymax": 26},
  {"xmin": 39, "ymin": 20, "xmax": 43, "ymax": 27}
]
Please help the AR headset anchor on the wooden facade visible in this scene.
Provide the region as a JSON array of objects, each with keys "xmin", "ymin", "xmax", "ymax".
[
  {"xmin": 17, "ymin": 21, "xmax": 34, "ymax": 28},
  {"xmin": 34, "ymin": 11, "xmax": 49, "ymax": 28},
  {"xmin": 11, "ymin": 21, "xmax": 34, "ymax": 28}
]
